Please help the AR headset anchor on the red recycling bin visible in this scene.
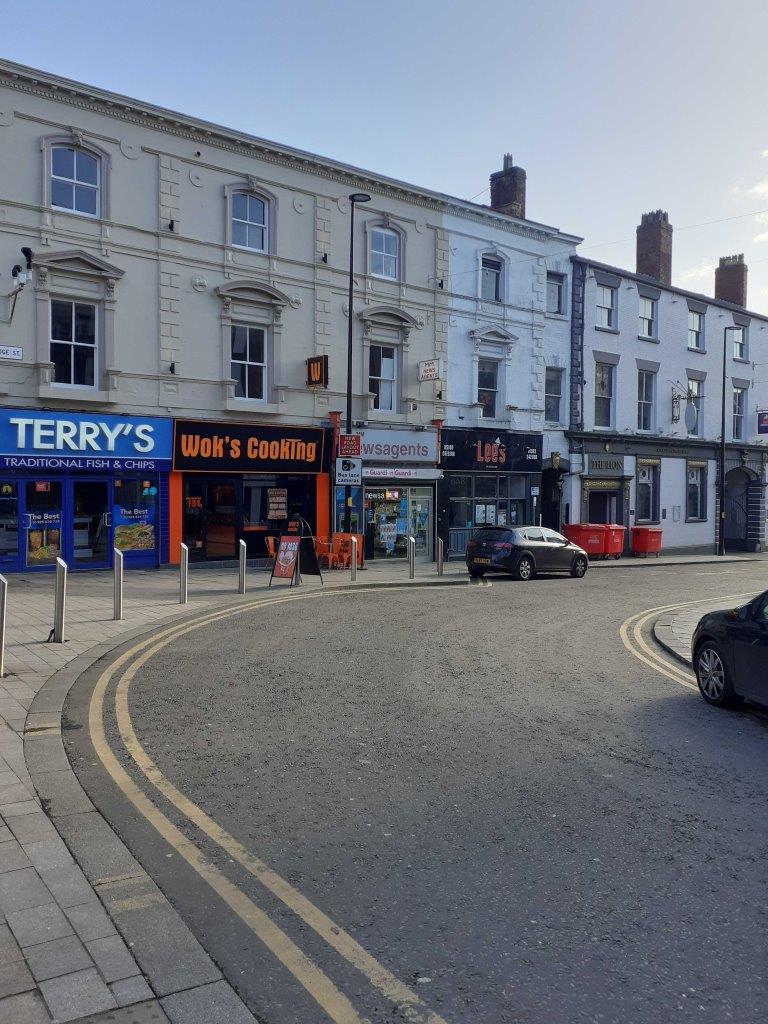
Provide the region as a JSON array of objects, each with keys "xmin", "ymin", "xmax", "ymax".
[
  {"xmin": 563, "ymin": 523, "xmax": 607, "ymax": 557},
  {"xmin": 630, "ymin": 526, "xmax": 663, "ymax": 557},
  {"xmin": 604, "ymin": 524, "xmax": 627, "ymax": 559}
]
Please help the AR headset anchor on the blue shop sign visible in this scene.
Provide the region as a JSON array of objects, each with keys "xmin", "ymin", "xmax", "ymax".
[{"xmin": 0, "ymin": 410, "xmax": 173, "ymax": 471}]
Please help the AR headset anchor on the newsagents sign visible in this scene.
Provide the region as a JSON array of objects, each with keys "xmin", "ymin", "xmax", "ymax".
[
  {"xmin": 359, "ymin": 427, "xmax": 438, "ymax": 464},
  {"xmin": 0, "ymin": 409, "xmax": 173, "ymax": 471}
]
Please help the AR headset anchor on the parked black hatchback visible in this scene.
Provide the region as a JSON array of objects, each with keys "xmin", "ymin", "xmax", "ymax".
[
  {"xmin": 692, "ymin": 589, "xmax": 768, "ymax": 708},
  {"xmin": 465, "ymin": 525, "xmax": 589, "ymax": 580}
]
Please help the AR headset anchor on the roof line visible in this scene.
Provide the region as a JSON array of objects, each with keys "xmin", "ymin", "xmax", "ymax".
[
  {"xmin": 572, "ymin": 254, "xmax": 768, "ymax": 322},
  {"xmin": 0, "ymin": 57, "xmax": 582, "ymax": 243}
]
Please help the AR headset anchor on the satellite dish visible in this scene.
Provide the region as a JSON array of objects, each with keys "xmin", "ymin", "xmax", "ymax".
[{"xmin": 684, "ymin": 401, "xmax": 697, "ymax": 432}]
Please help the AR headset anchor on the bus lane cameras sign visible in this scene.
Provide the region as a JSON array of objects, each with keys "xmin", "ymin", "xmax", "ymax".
[{"xmin": 335, "ymin": 457, "xmax": 362, "ymax": 485}]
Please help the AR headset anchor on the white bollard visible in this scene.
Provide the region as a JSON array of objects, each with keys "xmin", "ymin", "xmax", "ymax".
[
  {"xmin": 179, "ymin": 543, "xmax": 189, "ymax": 604},
  {"xmin": 408, "ymin": 536, "xmax": 415, "ymax": 580},
  {"xmin": 0, "ymin": 574, "xmax": 7, "ymax": 677},
  {"xmin": 238, "ymin": 539, "xmax": 247, "ymax": 594},
  {"xmin": 53, "ymin": 557, "xmax": 67, "ymax": 643},
  {"xmin": 113, "ymin": 549, "xmax": 124, "ymax": 621},
  {"xmin": 350, "ymin": 537, "xmax": 357, "ymax": 582},
  {"xmin": 436, "ymin": 537, "xmax": 444, "ymax": 576}
]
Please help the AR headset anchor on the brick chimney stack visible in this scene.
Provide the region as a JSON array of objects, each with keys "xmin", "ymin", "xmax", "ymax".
[
  {"xmin": 636, "ymin": 210, "xmax": 673, "ymax": 285},
  {"xmin": 714, "ymin": 255, "xmax": 748, "ymax": 307},
  {"xmin": 489, "ymin": 154, "xmax": 526, "ymax": 219}
]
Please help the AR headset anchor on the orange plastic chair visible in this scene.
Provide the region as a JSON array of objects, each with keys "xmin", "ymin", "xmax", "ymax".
[
  {"xmin": 316, "ymin": 537, "xmax": 338, "ymax": 569},
  {"xmin": 265, "ymin": 536, "xmax": 278, "ymax": 562},
  {"xmin": 336, "ymin": 536, "xmax": 352, "ymax": 569}
]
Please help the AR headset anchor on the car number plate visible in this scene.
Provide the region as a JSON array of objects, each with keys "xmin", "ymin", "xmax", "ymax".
[{"xmin": 474, "ymin": 557, "xmax": 492, "ymax": 565}]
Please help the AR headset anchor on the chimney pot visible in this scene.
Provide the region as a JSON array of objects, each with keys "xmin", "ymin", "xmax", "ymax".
[
  {"xmin": 714, "ymin": 254, "xmax": 747, "ymax": 307},
  {"xmin": 636, "ymin": 210, "xmax": 673, "ymax": 285},
  {"xmin": 489, "ymin": 154, "xmax": 526, "ymax": 219}
]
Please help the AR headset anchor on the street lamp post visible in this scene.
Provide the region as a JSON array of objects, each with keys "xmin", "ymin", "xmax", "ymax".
[
  {"xmin": 344, "ymin": 192, "xmax": 371, "ymax": 536},
  {"xmin": 719, "ymin": 326, "xmax": 737, "ymax": 556}
]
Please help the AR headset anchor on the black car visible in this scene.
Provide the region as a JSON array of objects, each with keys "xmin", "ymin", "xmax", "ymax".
[
  {"xmin": 465, "ymin": 525, "xmax": 589, "ymax": 580},
  {"xmin": 692, "ymin": 589, "xmax": 768, "ymax": 708}
]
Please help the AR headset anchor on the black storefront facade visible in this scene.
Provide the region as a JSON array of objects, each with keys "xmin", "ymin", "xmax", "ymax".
[{"xmin": 437, "ymin": 427, "xmax": 543, "ymax": 558}]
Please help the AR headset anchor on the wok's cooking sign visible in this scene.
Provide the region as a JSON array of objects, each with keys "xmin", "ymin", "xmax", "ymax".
[{"xmin": 173, "ymin": 420, "xmax": 327, "ymax": 473}]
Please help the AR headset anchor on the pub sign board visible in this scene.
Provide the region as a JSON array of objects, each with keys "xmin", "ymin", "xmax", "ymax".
[
  {"xmin": 306, "ymin": 354, "xmax": 329, "ymax": 388},
  {"xmin": 440, "ymin": 428, "xmax": 542, "ymax": 473},
  {"xmin": 174, "ymin": 420, "xmax": 327, "ymax": 473}
]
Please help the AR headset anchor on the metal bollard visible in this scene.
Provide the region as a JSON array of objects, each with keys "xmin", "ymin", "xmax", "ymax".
[
  {"xmin": 179, "ymin": 543, "xmax": 189, "ymax": 604},
  {"xmin": 0, "ymin": 574, "xmax": 7, "ymax": 678},
  {"xmin": 53, "ymin": 557, "xmax": 67, "ymax": 643},
  {"xmin": 350, "ymin": 537, "xmax": 357, "ymax": 582},
  {"xmin": 113, "ymin": 549, "xmax": 124, "ymax": 621},
  {"xmin": 436, "ymin": 537, "xmax": 444, "ymax": 576},
  {"xmin": 238, "ymin": 538, "xmax": 247, "ymax": 594},
  {"xmin": 408, "ymin": 536, "xmax": 415, "ymax": 580}
]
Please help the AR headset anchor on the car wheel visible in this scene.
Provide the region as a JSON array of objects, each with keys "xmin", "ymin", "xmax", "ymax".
[
  {"xmin": 514, "ymin": 555, "xmax": 534, "ymax": 581},
  {"xmin": 468, "ymin": 569, "xmax": 485, "ymax": 578},
  {"xmin": 695, "ymin": 642, "xmax": 740, "ymax": 708},
  {"xmin": 570, "ymin": 555, "xmax": 588, "ymax": 578}
]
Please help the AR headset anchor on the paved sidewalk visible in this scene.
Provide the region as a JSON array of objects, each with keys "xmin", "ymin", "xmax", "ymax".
[
  {"xmin": 0, "ymin": 560, "xmax": 469, "ymax": 1023},
  {"xmin": 653, "ymin": 590, "xmax": 765, "ymax": 666},
  {"xmin": 1, "ymin": 551, "xmax": 766, "ymax": 1022}
]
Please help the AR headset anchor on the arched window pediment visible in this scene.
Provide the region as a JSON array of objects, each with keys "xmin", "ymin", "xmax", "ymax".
[
  {"xmin": 358, "ymin": 304, "xmax": 419, "ymax": 330},
  {"xmin": 216, "ymin": 280, "xmax": 291, "ymax": 315}
]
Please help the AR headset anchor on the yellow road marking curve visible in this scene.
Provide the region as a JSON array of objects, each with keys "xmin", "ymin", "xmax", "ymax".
[
  {"xmin": 89, "ymin": 587, "xmax": 451, "ymax": 1024},
  {"xmin": 618, "ymin": 592, "xmax": 756, "ymax": 691}
]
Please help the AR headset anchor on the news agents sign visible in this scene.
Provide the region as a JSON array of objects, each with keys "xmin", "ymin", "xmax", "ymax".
[
  {"xmin": 0, "ymin": 409, "xmax": 173, "ymax": 471},
  {"xmin": 359, "ymin": 428, "xmax": 438, "ymax": 464},
  {"xmin": 336, "ymin": 457, "xmax": 362, "ymax": 486}
]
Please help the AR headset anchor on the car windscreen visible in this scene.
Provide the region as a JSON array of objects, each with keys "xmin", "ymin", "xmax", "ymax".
[{"xmin": 473, "ymin": 529, "xmax": 516, "ymax": 544}]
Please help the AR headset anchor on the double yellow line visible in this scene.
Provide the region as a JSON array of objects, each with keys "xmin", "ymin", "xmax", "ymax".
[
  {"xmin": 618, "ymin": 592, "xmax": 756, "ymax": 691},
  {"xmin": 88, "ymin": 588, "xmax": 450, "ymax": 1024}
]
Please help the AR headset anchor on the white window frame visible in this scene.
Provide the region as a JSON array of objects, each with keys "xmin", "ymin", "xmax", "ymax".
[
  {"xmin": 477, "ymin": 358, "xmax": 500, "ymax": 418},
  {"xmin": 50, "ymin": 298, "xmax": 98, "ymax": 389},
  {"xmin": 544, "ymin": 367, "xmax": 564, "ymax": 423},
  {"xmin": 230, "ymin": 323, "xmax": 267, "ymax": 401},
  {"xmin": 230, "ymin": 192, "xmax": 268, "ymax": 253},
  {"xmin": 733, "ymin": 386, "xmax": 747, "ymax": 439},
  {"xmin": 637, "ymin": 369, "xmax": 655, "ymax": 431},
  {"xmin": 369, "ymin": 343, "xmax": 398, "ymax": 412},
  {"xmin": 369, "ymin": 228, "xmax": 400, "ymax": 281},
  {"xmin": 636, "ymin": 464, "xmax": 659, "ymax": 523},
  {"xmin": 481, "ymin": 257, "xmax": 503, "ymax": 302},
  {"xmin": 732, "ymin": 326, "xmax": 747, "ymax": 360},
  {"xmin": 50, "ymin": 145, "xmax": 100, "ymax": 218},
  {"xmin": 687, "ymin": 378, "xmax": 703, "ymax": 437},
  {"xmin": 594, "ymin": 362, "xmax": 614, "ymax": 428},
  {"xmin": 546, "ymin": 272, "xmax": 565, "ymax": 314},
  {"xmin": 688, "ymin": 309, "xmax": 704, "ymax": 350},
  {"xmin": 639, "ymin": 296, "xmax": 656, "ymax": 339},
  {"xmin": 596, "ymin": 285, "xmax": 616, "ymax": 329},
  {"xmin": 686, "ymin": 465, "xmax": 706, "ymax": 522}
]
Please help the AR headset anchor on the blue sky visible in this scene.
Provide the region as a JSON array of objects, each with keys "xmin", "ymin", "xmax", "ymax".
[{"xmin": 6, "ymin": 0, "xmax": 768, "ymax": 309}]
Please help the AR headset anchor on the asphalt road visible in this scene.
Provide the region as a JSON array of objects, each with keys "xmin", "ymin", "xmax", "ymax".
[{"xmin": 65, "ymin": 562, "xmax": 768, "ymax": 1024}]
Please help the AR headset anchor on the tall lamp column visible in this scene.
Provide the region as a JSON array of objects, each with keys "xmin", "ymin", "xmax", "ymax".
[{"xmin": 344, "ymin": 192, "xmax": 371, "ymax": 536}]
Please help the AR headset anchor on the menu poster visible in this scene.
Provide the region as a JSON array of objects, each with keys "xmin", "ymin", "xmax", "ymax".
[
  {"xmin": 266, "ymin": 488, "xmax": 288, "ymax": 520},
  {"xmin": 272, "ymin": 536, "xmax": 300, "ymax": 580}
]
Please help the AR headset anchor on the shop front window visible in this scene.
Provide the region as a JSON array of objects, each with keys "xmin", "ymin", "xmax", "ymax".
[
  {"xmin": 0, "ymin": 482, "xmax": 19, "ymax": 564},
  {"xmin": 113, "ymin": 479, "xmax": 157, "ymax": 552},
  {"xmin": 72, "ymin": 480, "xmax": 109, "ymax": 565},
  {"xmin": 25, "ymin": 480, "xmax": 62, "ymax": 567},
  {"xmin": 447, "ymin": 474, "xmax": 528, "ymax": 538}
]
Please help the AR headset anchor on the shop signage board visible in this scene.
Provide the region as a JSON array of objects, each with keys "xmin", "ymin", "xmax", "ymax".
[
  {"xmin": 418, "ymin": 359, "xmax": 441, "ymax": 382},
  {"xmin": 306, "ymin": 354, "xmax": 329, "ymax": 388},
  {"xmin": 0, "ymin": 409, "xmax": 173, "ymax": 471},
  {"xmin": 269, "ymin": 516, "xmax": 322, "ymax": 588},
  {"xmin": 588, "ymin": 454, "xmax": 625, "ymax": 477},
  {"xmin": 174, "ymin": 420, "xmax": 327, "ymax": 473},
  {"xmin": 338, "ymin": 433, "xmax": 361, "ymax": 457},
  {"xmin": 359, "ymin": 428, "xmax": 438, "ymax": 464},
  {"xmin": 0, "ymin": 347, "xmax": 22, "ymax": 361},
  {"xmin": 440, "ymin": 428, "xmax": 542, "ymax": 472},
  {"xmin": 363, "ymin": 466, "xmax": 442, "ymax": 480},
  {"xmin": 266, "ymin": 488, "xmax": 288, "ymax": 519},
  {"xmin": 336, "ymin": 457, "xmax": 362, "ymax": 486},
  {"xmin": 759, "ymin": 411, "xmax": 768, "ymax": 434}
]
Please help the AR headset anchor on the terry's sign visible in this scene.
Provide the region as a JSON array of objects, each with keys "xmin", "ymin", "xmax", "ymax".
[
  {"xmin": 174, "ymin": 420, "xmax": 327, "ymax": 474},
  {"xmin": 0, "ymin": 410, "xmax": 172, "ymax": 470}
]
